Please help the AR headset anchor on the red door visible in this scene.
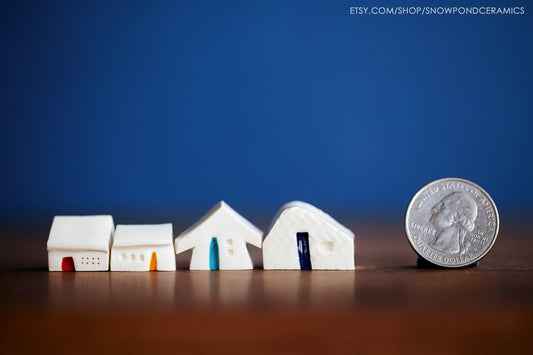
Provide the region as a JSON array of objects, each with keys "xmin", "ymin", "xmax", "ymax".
[{"xmin": 61, "ymin": 257, "xmax": 75, "ymax": 271}]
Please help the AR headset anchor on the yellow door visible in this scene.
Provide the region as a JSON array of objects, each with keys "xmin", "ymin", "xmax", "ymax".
[{"xmin": 149, "ymin": 252, "xmax": 157, "ymax": 271}]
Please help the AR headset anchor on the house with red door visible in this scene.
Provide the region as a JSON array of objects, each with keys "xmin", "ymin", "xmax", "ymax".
[{"xmin": 47, "ymin": 215, "xmax": 114, "ymax": 271}]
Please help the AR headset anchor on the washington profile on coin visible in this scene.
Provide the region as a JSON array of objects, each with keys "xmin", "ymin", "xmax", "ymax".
[{"xmin": 405, "ymin": 178, "xmax": 499, "ymax": 268}]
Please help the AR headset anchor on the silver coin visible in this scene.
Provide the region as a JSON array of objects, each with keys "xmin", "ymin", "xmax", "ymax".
[{"xmin": 405, "ymin": 178, "xmax": 499, "ymax": 268}]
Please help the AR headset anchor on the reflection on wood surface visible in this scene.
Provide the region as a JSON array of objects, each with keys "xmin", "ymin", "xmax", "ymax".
[{"xmin": 0, "ymin": 221, "xmax": 531, "ymax": 353}]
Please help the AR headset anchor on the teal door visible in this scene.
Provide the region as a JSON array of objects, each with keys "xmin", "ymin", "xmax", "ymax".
[{"xmin": 209, "ymin": 237, "xmax": 219, "ymax": 270}]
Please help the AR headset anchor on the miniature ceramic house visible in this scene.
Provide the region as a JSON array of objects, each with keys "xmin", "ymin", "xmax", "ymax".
[
  {"xmin": 174, "ymin": 201, "xmax": 262, "ymax": 270},
  {"xmin": 263, "ymin": 201, "xmax": 355, "ymax": 270},
  {"xmin": 110, "ymin": 223, "xmax": 176, "ymax": 271},
  {"xmin": 47, "ymin": 215, "xmax": 114, "ymax": 271}
]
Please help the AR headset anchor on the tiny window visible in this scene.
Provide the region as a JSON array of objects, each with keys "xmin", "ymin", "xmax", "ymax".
[
  {"xmin": 131, "ymin": 254, "xmax": 136, "ymax": 261},
  {"xmin": 320, "ymin": 241, "xmax": 334, "ymax": 252}
]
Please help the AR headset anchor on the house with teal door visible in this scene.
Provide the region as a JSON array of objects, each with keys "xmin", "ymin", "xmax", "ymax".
[{"xmin": 174, "ymin": 201, "xmax": 262, "ymax": 270}]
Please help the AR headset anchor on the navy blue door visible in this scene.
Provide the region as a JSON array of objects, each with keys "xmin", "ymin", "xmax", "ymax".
[{"xmin": 296, "ymin": 232, "xmax": 312, "ymax": 270}]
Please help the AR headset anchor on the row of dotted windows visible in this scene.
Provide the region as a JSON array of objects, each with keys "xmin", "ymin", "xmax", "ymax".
[
  {"xmin": 80, "ymin": 256, "xmax": 100, "ymax": 265},
  {"xmin": 120, "ymin": 253, "xmax": 149, "ymax": 262}
]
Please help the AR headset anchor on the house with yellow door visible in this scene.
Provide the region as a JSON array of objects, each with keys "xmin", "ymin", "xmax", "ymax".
[{"xmin": 110, "ymin": 224, "xmax": 175, "ymax": 271}]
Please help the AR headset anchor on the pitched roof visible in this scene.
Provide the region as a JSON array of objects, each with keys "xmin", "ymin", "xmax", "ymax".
[
  {"xmin": 175, "ymin": 201, "xmax": 262, "ymax": 253},
  {"xmin": 113, "ymin": 223, "xmax": 173, "ymax": 247},
  {"xmin": 265, "ymin": 201, "xmax": 354, "ymax": 239},
  {"xmin": 47, "ymin": 215, "xmax": 114, "ymax": 252}
]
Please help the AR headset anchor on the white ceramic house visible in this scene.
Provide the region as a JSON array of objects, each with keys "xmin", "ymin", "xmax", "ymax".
[
  {"xmin": 174, "ymin": 201, "xmax": 262, "ymax": 270},
  {"xmin": 263, "ymin": 201, "xmax": 355, "ymax": 270},
  {"xmin": 111, "ymin": 224, "xmax": 176, "ymax": 271},
  {"xmin": 47, "ymin": 215, "xmax": 114, "ymax": 271}
]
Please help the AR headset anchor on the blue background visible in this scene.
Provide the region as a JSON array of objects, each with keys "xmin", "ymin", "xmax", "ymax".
[{"xmin": 1, "ymin": 1, "xmax": 532, "ymax": 221}]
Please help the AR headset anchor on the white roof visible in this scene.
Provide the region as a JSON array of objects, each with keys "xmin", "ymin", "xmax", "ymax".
[
  {"xmin": 47, "ymin": 215, "xmax": 114, "ymax": 252},
  {"xmin": 175, "ymin": 201, "xmax": 263, "ymax": 253},
  {"xmin": 113, "ymin": 223, "xmax": 173, "ymax": 247},
  {"xmin": 265, "ymin": 201, "xmax": 354, "ymax": 239}
]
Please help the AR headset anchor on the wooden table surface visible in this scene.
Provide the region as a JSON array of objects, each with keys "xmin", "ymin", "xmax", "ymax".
[{"xmin": 0, "ymin": 219, "xmax": 532, "ymax": 354}]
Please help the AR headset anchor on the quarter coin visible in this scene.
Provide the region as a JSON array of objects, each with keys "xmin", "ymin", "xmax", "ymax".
[{"xmin": 405, "ymin": 178, "xmax": 499, "ymax": 268}]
